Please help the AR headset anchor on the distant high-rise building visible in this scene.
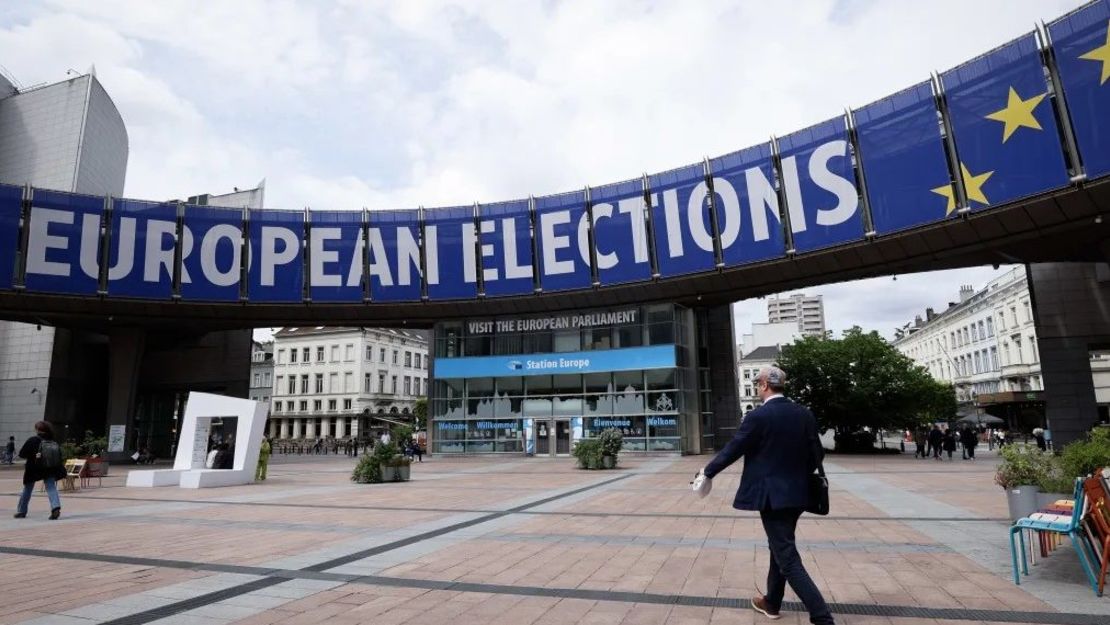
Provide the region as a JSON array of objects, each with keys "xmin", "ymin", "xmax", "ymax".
[{"xmin": 767, "ymin": 294, "xmax": 825, "ymax": 336}]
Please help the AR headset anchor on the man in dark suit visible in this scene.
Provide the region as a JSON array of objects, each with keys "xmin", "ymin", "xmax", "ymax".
[{"xmin": 701, "ymin": 366, "xmax": 834, "ymax": 624}]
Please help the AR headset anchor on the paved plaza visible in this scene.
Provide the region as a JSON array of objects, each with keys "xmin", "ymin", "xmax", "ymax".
[{"xmin": 1, "ymin": 450, "xmax": 1108, "ymax": 625}]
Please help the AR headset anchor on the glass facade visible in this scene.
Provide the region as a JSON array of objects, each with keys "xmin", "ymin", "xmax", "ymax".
[{"xmin": 430, "ymin": 304, "xmax": 696, "ymax": 455}]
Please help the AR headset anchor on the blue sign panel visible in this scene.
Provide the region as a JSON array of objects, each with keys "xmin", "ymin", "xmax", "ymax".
[
  {"xmin": 941, "ymin": 34, "xmax": 1069, "ymax": 209},
  {"xmin": 106, "ymin": 198, "xmax": 178, "ymax": 299},
  {"xmin": 181, "ymin": 205, "xmax": 242, "ymax": 301},
  {"xmin": 0, "ymin": 184, "xmax": 22, "ymax": 291},
  {"xmin": 477, "ymin": 199, "xmax": 534, "ymax": 297},
  {"xmin": 368, "ymin": 208, "xmax": 423, "ymax": 302},
  {"xmin": 425, "ymin": 205, "xmax": 478, "ymax": 300},
  {"xmin": 854, "ymin": 81, "xmax": 954, "ymax": 234},
  {"xmin": 534, "ymin": 190, "xmax": 592, "ymax": 292},
  {"xmin": 589, "ymin": 179, "xmax": 652, "ymax": 286},
  {"xmin": 709, "ymin": 143, "xmax": 786, "ymax": 266},
  {"xmin": 434, "ymin": 344, "xmax": 676, "ymax": 379},
  {"xmin": 23, "ymin": 189, "xmax": 103, "ymax": 295},
  {"xmin": 649, "ymin": 162, "xmax": 716, "ymax": 277},
  {"xmin": 777, "ymin": 117, "xmax": 863, "ymax": 253},
  {"xmin": 1049, "ymin": 1, "xmax": 1110, "ymax": 180},
  {"xmin": 309, "ymin": 210, "xmax": 362, "ymax": 302},
  {"xmin": 248, "ymin": 210, "xmax": 303, "ymax": 303}
]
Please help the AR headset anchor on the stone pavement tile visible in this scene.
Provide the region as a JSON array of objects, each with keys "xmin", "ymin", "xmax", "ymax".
[
  {"xmin": 533, "ymin": 598, "xmax": 599, "ymax": 625},
  {"xmin": 617, "ymin": 603, "xmax": 674, "ymax": 625}
]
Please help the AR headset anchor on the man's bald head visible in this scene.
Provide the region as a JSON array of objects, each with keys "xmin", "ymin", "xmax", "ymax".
[{"xmin": 755, "ymin": 366, "xmax": 787, "ymax": 394}]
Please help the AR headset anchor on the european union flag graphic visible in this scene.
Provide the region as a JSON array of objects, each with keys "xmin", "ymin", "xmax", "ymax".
[
  {"xmin": 939, "ymin": 33, "xmax": 1069, "ymax": 211},
  {"xmin": 1049, "ymin": 0, "xmax": 1110, "ymax": 180}
]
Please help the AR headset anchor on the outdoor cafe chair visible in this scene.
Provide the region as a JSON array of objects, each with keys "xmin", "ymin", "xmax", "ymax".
[{"xmin": 1009, "ymin": 476, "xmax": 1100, "ymax": 595}]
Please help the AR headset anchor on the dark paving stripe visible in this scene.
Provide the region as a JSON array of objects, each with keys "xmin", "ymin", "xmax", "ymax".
[{"xmin": 1, "ymin": 545, "xmax": 1101, "ymax": 624}]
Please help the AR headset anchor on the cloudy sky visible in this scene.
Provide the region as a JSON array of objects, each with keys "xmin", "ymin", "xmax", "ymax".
[{"xmin": 0, "ymin": 0, "xmax": 1085, "ymax": 340}]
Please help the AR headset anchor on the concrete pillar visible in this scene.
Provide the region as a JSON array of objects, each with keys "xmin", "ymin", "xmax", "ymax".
[
  {"xmin": 704, "ymin": 305, "xmax": 741, "ymax": 453},
  {"xmin": 321, "ymin": 417, "xmax": 331, "ymax": 438},
  {"xmin": 306, "ymin": 418, "xmax": 316, "ymax": 439},
  {"xmin": 105, "ymin": 328, "xmax": 146, "ymax": 463},
  {"xmin": 336, "ymin": 416, "xmax": 347, "ymax": 438},
  {"xmin": 292, "ymin": 418, "xmax": 302, "ymax": 438},
  {"xmin": 280, "ymin": 418, "xmax": 290, "ymax": 439},
  {"xmin": 350, "ymin": 418, "xmax": 360, "ymax": 440}
]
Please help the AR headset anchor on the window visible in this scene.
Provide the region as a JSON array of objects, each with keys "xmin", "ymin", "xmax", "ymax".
[
  {"xmin": 302, "ymin": 347, "xmax": 310, "ymax": 362},
  {"xmin": 297, "ymin": 400, "xmax": 306, "ymax": 411},
  {"xmin": 316, "ymin": 346, "xmax": 324, "ymax": 362},
  {"xmin": 950, "ymin": 332, "xmax": 956, "ymax": 347},
  {"xmin": 391, "ymin": 375, "xmax": 398, "ymax": 394},
  {"xmin": 328, "ymin": 399, "xmax": 337, "ymax": 411},
  {"xmin": 290, "ymin": 348, "xmax": 298, "ymax": 363},
  {"xmin": 404, "ymin": 376, "xmax": 412, "ymax": 396},
  {"xmin": 300, "ymin": 374, "xmax": 309, "ymax": 394},
  {"xmin": 343, "ymin": 344, "xmax": 352, "ymax": 360},
  {"xmin": 971, "ymin": 325, "xmax": 978, "ymax": 342},
  {"xmin": 1013, "ymin": 335, "xmax": 1023, "ymax": 363},
  {"xmin": 379, "ymin": 372, "xmax": 386, "ymax": 393},
  {"xmin": 343, "ymin": 399, "xmax": 352, "ymax": 410},
  {"xmin": 329, "ymin": 372, "xmax": 337, "ymax": 393},
  {"xmin": 392, "ymin": 350, "xmax": 399, "ymax": 364},
  {"xmin": 1029, "ymin": 336, "xmax": 1038, "ymax": 362},
  {"xmin": 986, "ymin": 317, "xmax": 994, "ymax": 337},
  {"xmin": 414, "ymin": 354, "xmax": 421, "ymax": 369},
  {"xmin": 366, "ymin": 346, "xmax": 373, "ymax": 361},
  {"xmin": 332, "ymin": 345, "xmax": 340, "ymax": 361},
  {"xmin": 315, "ymin": 374, "xmax": 323, "ymax": 393},
  {"xmin": 743, "ymin": 370, "xmax": 751, "ymax": 380},
  {"xmin": 974, "ymin": 353, "xmax": 981, "ymax": 374},
  {"xmin": 1011, "ymin": 306, "xmax": 1018, "ymax": 326},
  {"xmin": 364, "ymin": 373, "xmax": 372, "ymax": 393},
  {"xmin": 1023, "ymin": 300, "xmax": 1032, "ymax": 323},
  {"xmin": 990, "ymin": 347, "xmax": 998, "ymax": 371},
  {"xmin": 276, "ymin": 375, "xmax": 284, "ymax": 391},
  {"xmin": 415, "ymin": 378, "xmax": 422, "ymax": 395},
  {"xmin": 405, "ymin": 352, "xmax": 412, "ymax": 367},
  {"xmin": 264, "ymin": 372, "xmax": 271, "ymax": 386},
  {"xmin": 253, "ymin": 373, "xmax": 260, "ymax": 387},
  {"xmin": 287, "ymin": 376, "xmax": 295, "ymax": 394},
  {"xmin": 344, "ymin": 372, "xmax": 353, "ymax": 392},
  {"xmin": 313, "ymin": 399, "xmax": 322, "ymax": 411},
  {"xmin": 978, "ymin": 321, "xmax": 985, "ymax": 340},
  {"xmin": 380, "ymin": 347, "xmax": 386, "ymax": 363}
]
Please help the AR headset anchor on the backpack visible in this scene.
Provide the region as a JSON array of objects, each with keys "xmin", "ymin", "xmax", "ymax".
[{"xmin": 38, "ymin": 439, "xmax": 63, "ymax": 469}]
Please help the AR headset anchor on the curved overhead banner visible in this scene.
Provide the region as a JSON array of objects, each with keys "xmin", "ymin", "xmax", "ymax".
[
  {"xmin": 709, "ymin": 143, "xmax": 786, "ymax": 267},
  {"xmin": 425, "ymin": 205, "xmax": 478, "ymax": 300},
  {"xmin": 368, "ymin": 208, "xmax": 422, "ymax": 302},
  {"xmin": 535, "ymin": 190, "xmax": 592, "ymax": 292},
  {"xmin": 650, "ymin": 162, "xmax": 717, "ymax": 277},
  {"xmin": 0, "ymin": 184, "xmax": 22, "ymax": 291},
  {"xmin": 249, "ymin": 210, "xmax": 303, "ymax": 303},
  {"xmin": 477, "ymin": 199, "xmax": 534, "ymax": 297},
  {"xmin": 106, "ymin": 198, "xmax": 178, "ymax": 299},
  {"xmin": 778, "ymin": 117, "xmax": 863, "ymax": 253},
  {"xmin": 854, "ymin": 81, "xmax": 954, "ymax": 234},
  {"xmin": 181, "ymin": 205, "xmax": 243, "ymax": 302},
  {"xmin": 1049, "ymin": 1, "xmax": 1110, "ymax": 180},
  {"xmin": 940, "ymin": 33, "xmax": 1068, "ymax": 209},
  {"xmin": 589, "ymin": 179, "xmax": 652, "ymax": 286},
  {"xmin": 308, "ymin": 210, "xmax": 361, "ymax": 303},
  {"xmin": 24, "ymin": 189, "xmax": 103, "ymax": 295}
]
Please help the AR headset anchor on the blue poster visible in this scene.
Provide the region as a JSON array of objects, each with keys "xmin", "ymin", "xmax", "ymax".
[
  {"xmin": 106, "ymin": 198, "xmax": 178, "ymax": 299},
  {"xmin": 181, "ymin": 204, "xmax": 243, "ymax": 301},
  {"xmin": 309, "ymin": 210, "xmax": 363, "ymax": 302},
  {"xmin": 23, "ymin": 189, "xmax": 103, "ymax": 295},
  {"xmin": 0, "ymin": 184, "xmax": 22, "ymax": 291},
  {"xmin": 368, "ymin": 208, "xmax": 423, "ymax": 302},
  {"xmin": 854, "ymin": 81, "xmax": 954, "ymax": 234},
  {"xmin": 534, "ymin": 190, "xmax": 592, "ymax": 292},
  {"xmin": 1049, "ymin": 1, "xmax": 1110, "ymax": 180},
  {"xmin": 435, "ymin": 344, "xmax": 676, "ymax": 379},
  {"xmin": 649, "ymin": 162, "xmax": 717, "ymax": 277},
  {"xmin": 940, "ymin": 33, "xmax": 1069, "ymax": 209},
  {"xmin": 248, "ymin": 209, "xmax": 304, "ymax": 302},
  {"xmin": 777, "ymin": 117, "xmax": 863, "ymax": 253},
  {"xmin": 425, "ymin": 205, "xmax": 478, "ymax": 300},
  {"xmin": 477, "ymin": 199, "xmax": 534, "ymax": 297},
  {"xmin": 590, "ymin": 178, "xmax": 653, "ymax": 286},
  {"xmin": 709, "ymin": 142, "xmax": 786, "ymax": 266}
]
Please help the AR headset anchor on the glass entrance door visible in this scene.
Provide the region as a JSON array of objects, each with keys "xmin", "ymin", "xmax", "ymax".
[
  {"xmin": 536, "ymin": 419, "xmax": 552, "ymax": 455},
  {"xmin": 554, "ymin": 419, "xmax": 571, "ymax": 455}
]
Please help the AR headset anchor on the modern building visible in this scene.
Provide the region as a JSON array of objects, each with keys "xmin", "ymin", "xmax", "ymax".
[
  {"xmin": 429, "ymin": 304, "xmax": 718, "ymax": 456},
  {"xmin": 767, "ymin": 294, "xmax": 825, "ymax": 336},
  {"xmin": 893, "ymin": 267, "xmax": 1043, "ymax": 431},
  {"xmin": 270, "ymin": 327, "xmax": 428, "ymax": 441},
  {"xmin": 249, "ymin": 340, "xmax": 274, "ymax": 406}
]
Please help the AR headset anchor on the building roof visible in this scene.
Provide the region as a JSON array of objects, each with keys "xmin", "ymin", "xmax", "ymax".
[
  {"xmin": 274, "ymin": 326, "xmax": 427, "ymax": 343},
  {"xmin": 741, "ymin": 345, "xmax": 782, "ymax": 362}
]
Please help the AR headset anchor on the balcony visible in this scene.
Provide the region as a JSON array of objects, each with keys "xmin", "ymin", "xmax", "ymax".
[{"xmin": 1000, "ymin": 362, "xmax": 1036, "ymax": 378}]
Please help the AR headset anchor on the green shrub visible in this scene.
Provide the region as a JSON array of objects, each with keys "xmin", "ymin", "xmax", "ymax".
[
  {"xmin": 351, "ymin": 453, "xmax": 380, "ymax": 483},
  {"xmin": 598, "ymin": 428, "xmax": 624, "ymax": 457},
  {"xmin": 1059, "ymin": 427, "xmax": 1110, "ymax": 481},
  {"xmin": 572, "ymin": 438, "xmax": 604, "ymax": 470},
  {"xmin": 994, "ymin": 444, "xmax": 1045, "ymax": 490}
]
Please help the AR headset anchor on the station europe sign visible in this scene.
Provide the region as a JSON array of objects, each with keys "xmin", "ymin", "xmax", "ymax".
[
  {"xmin": 433, "ymin": 344, "xmax": 676, "ymax": 379},
  {"xmin": 1, "ymin": 2, "xmax": 1108, "ymax": 302}
]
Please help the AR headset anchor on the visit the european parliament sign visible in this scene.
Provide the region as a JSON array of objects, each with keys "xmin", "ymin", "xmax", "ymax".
[{"xmin": 2, "ymin": 0, "xmax": 1109, "ymax": 302}]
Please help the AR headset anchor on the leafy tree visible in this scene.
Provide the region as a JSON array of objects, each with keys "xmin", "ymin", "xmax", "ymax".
[
  {"xmin": 412, "ymin": 397, "xmax": 428, "ymax": 429},
  {"xmin": 777, "ymin": 327, "xmax": 956, "ymax": 450}
]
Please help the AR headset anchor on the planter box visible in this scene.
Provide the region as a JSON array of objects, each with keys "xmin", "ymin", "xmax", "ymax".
[
  {"xmin": 1006, "ymin": 484, "xmax": 1040, "ymax": 521},
  {"xmin": 380, "ymin": 465, "xmax": 398, "ymax": 482},
  {"xmin": 396, "ymin": 464, "xmax": 411, "ymax": 481},
  {"xmin": 601, "ymin": 455, "xmax": 617, "ymax": 469},
  {"xmin": 85, "ymin": 458, "xmax": 109, "ymax": 477}
]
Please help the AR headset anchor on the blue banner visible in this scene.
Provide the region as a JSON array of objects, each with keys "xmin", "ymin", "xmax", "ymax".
[
  {"xmin": 181, "ymin": 205, "xmax": 242, "ymax": 301},
  {"xmin": 709, "ymin": 143, "xmax": 786, "ymax": 266},
  {"xmin": 248, "ymin": 210, "xmax": 303, "ymax": 302},
  {"xmin": 425, "ymin": 205, "xmax": 478, "ymax": 300},
  {"xmin": 435, "ymin": 344, "xmax": 676, "ymax": 379},
  {"xmin": 23, "ymin": 189, "xmax": 103, "ymax": 295},
  {"xmin": 854, "ymin": 81, "xmax": 955, "ymax": 234},
  {"xmin": 106, "ymin": 198, "xmax": 178, "ymax": 299},
  {"xmin": 590, "ymin": 179, "xmax": 652, "ymax": 285},
  {"xmin": 1049, "ymin": 1, "xmax": 1110, "ymax": 180},
  {"xmin": 649, "ymin": 162, "xmax": 716, "ymax": 277},
  {"xmin": 309, "ymin": 210, "xmax": 362, "ymax": 302},
  {"xmin": 368, "ymin": 208, "xmax": 423, "ymax": 302},
  {"xmin": 535, "ymin": 190, "xmax": 592, "ymax": 292},
  {"xmin": 0, "ymin": 184, "xmax": 22, "ymax": 291},
  {"xmin": 777, "ymin": 117, "xmax": 863, "ymax": 253},
  {"xmin": 941, "ymin": 34, "xmax": 1069, "ymax": 209},
  {"xmin": 477, "ymin": 199, "xmax": 534, "ymax": 297}
]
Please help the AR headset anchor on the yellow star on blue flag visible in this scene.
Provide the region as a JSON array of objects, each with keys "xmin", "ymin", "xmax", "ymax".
[
  {"xmin": 1079, "ymin": 19, "xmax": 1110, "ymax": 85},
  {"xmin": 932, "ymin": 163, "xmax": 993, "ymax": 215},
  {"xmin": 984, "ymin": 87, "xmax": 1047, "ymax": 142}
]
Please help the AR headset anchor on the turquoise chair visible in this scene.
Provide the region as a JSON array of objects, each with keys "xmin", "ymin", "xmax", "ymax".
[{"xmin": 1008, "ymin": 477, "xmax": 1100, "ymax": 595}]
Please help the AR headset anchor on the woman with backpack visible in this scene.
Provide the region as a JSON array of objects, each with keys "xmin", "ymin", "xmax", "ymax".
[{"xmin": 14, "ymin": 420, "xmax": 65, "ymax": 520}]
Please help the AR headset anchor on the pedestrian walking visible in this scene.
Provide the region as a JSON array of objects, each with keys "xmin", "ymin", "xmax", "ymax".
[
  {"xmin": 411, "ymin": 440, "xmax": 423, "ymax": 462},
  {"xmin": 696, "ymin": 366, "xmax": 835, "ymax": 624},
  {"xmin": 928, "ymin": 425, "xmax": 943, "ymax": 461},
  {"xmin": 961, "ymin": 426, "xmax": 977, "ymax": 460},
  {"xmin": 913, "ymin": 428, "xmax": 926, "ymax": 459},
  {"xmin": 256, "ymin": 436, "xmax": 271, "ymax": 481},
  {"xmin": 942, "ymin": 427, "xmax": 957, "ymax": 461},
  {"xmin": 1033, "ymin": 428, "xmax": 1047, "ymax": 451},
  {"xmin": 3, "ymin": 435, "xmax": 15, "ymax": 464},
  {"xmin": 13, "ymin": 421, "xmax": 65, "ymax": 520}
]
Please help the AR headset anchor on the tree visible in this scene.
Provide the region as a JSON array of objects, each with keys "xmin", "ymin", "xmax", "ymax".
[
  {"xmin": 777, "ymin": 327, "xmax": 956, "ymax": 451},
  {"xmin": 412, "ymin": 397, "xmax": 428, "ymax": 430}
]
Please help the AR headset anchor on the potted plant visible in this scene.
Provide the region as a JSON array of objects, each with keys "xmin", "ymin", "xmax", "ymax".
[
  {"xmin": 350, "ymin": 452, "xmax": 380, "ymax": 484},
  {"xmin": 389, "ymin": 455, "xmax": 412, "ymax": 482},
  {"xmin": 995, "ymin": 444, "xmax": 1043, "ymax": 521},
  {"xmin": 598, "ymin": 428, "xmax": 623, "ymax": 469},
  {"xmin": 572, "ymin": 438, "xmax": 605, "ymax": 470},
  {"xmin": 1034, "ymin": 452, "xmax": 1073, "ymax": 509},
  {"xmin": 81, "ymin": 431, "xmax": 110, "ymax": 478},
  {"xmin": 375, "ymin": 440, "xmax": 400, "ymax": 482}
]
